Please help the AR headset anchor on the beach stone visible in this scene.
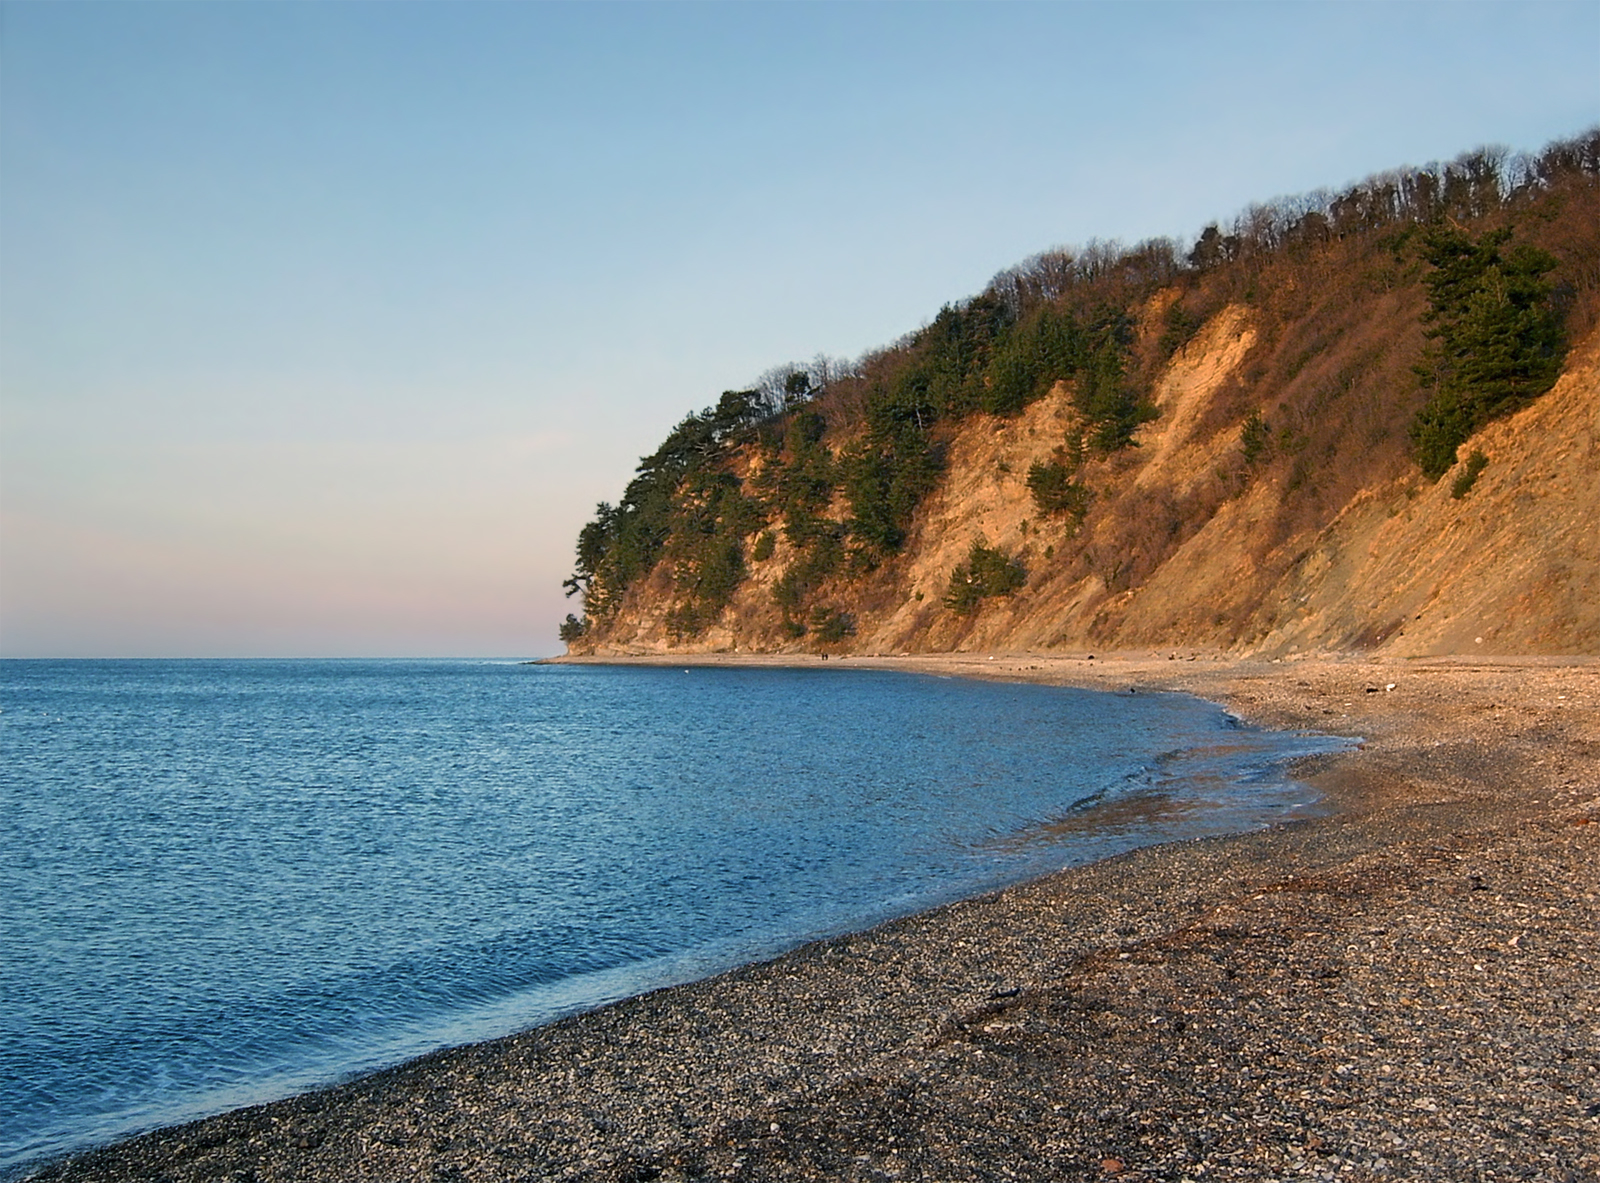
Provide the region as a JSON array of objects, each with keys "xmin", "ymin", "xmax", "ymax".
[{"xmin": 21, "ymin": 655, "xmax": 1600, "ymax": 1183}]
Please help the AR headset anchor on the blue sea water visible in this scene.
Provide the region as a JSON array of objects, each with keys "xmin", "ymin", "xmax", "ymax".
[{"xmin": 0, "ymin": 659, "xmax": 1353, "ymax": 1171}]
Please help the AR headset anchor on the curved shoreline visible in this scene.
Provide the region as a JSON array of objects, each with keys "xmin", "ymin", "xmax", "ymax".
[{"xmin": 24, "ymin": 653, "xmax": 1600, "ymax": 1182}]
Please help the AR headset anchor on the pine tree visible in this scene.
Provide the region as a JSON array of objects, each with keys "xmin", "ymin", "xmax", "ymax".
[{"xmin": 1410, "ymin": 225, "xmax": 1562, "ymax": 479}]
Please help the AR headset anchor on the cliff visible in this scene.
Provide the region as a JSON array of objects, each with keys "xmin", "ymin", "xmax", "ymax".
[{"xmin": 565, "ymin": 135, "xmax": 1600, "ymax": 659}]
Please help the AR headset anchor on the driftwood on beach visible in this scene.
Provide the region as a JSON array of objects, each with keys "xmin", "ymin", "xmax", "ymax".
[{"xmin": 27, "ymin": 654, "xmax": 1600, "ymax": 1183}]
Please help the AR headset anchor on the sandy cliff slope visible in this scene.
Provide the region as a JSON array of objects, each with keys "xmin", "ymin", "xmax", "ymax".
[
  {"xmin": 583, "ymin": 314, "xmax": 1597, "ymax": 659},
  {"xmin": 1272, "ymin": 328, "xmax": 1599, "ymax": 657}
]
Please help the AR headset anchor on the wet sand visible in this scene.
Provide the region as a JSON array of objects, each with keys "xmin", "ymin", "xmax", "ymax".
[{"xmin": 25, "ymin": 653, "xmax": 1600, "ymax": 1182}]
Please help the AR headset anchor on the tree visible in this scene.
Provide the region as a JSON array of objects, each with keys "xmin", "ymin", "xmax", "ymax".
[
  {"xmin": 984, "ymin": 305, "xmax": 1087, "ymax": 415},
  {"xmin": 563, "ymin": 502, "xmax": 616, "ymax": 600},
  {"xmin": 774, "ymin": 409, "xmax": 834, "ymax": 546},
  {"xmin": 1074, "ymin": 315, "xmax": 1157, "ymax": 452},
  {"xmin": 1026, "ymin": 459, "xmax": 1092, "ymax": 529},
  {"xmin": 944, "ymin": 540, "xmax": 1026, "ymax": 614},
  {"xmin": 1240, "ymin": 412, "xmax": 1272, "ymax": 467},
  {"xmin": 1189, "ymin": 224, "xmax": 1238, "ymax": 269},
  {"xmin": 1410, "ymin": 224, "xmax": 1563, "ymax": 478}
]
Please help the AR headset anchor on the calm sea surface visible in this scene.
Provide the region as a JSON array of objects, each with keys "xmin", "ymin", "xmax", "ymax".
[{"xmin": 0, "ymin": 660, "xmax": 1353, "ymax": 1171}]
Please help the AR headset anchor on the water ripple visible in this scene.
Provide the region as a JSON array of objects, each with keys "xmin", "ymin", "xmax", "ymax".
[{"xmin": 0, "ymin": 660, "xmax": 1353, "ymax": 1171}]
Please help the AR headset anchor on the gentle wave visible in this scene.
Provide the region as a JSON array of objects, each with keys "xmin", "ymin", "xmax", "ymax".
[{"xmin": 0, "ymin": 659, "xmax": 1354, "ymax": 1171}]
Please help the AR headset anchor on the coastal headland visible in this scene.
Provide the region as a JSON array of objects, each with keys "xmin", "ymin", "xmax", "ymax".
[{"xmin": 28, "ymin": 652, "xmax": 1599, "ymax": 1182}]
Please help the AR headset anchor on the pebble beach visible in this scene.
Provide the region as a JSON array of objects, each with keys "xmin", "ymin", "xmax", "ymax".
[{"xmin": 25, "ymin": 653, "xmax": 1600, "ymax": 1183}]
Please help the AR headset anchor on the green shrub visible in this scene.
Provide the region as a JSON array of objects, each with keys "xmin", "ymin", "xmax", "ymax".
[
  {"xmin": 1158, "ymin": 301, "xmax": 1203, "ymax": 359},
  {"xmin": 1240, "ymin": 411, "xmax": 1272, "ymax": 467},
  {"xmin": 1026, "ymin": 460, "xmax": 1093, "ymax": 529},
  {"xmin": 751, "ymin": 531, "xmax": 776, "ymax": 561},
  {"xmin": 944, "ymin": 540, "xmax": 1026, "ymax": 615},
  {"xmin": 1450, "ymin": 450, "xmax": 1489, "ymax": 499}
]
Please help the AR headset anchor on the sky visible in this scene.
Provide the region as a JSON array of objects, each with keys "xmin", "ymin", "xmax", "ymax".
[{"xmin": 2, "ymin": 1, "xmax": 1596, "ymax": 658}]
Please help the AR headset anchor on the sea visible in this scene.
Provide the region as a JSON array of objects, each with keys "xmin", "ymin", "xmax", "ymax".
[{"xmin": 0, "ymin": 659, "xmax": 1355, "ymax": 1173}]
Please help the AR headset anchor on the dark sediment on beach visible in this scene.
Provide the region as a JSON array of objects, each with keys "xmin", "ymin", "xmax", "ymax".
[{"xmin": 25, "ymin": 655, "xmax": 1600, "ymax": 1182}]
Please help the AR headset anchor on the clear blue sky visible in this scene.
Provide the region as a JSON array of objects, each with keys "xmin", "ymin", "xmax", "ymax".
[{"xmin": 3, "ymin": 0, "xmax": 1596, "ymax": 657}]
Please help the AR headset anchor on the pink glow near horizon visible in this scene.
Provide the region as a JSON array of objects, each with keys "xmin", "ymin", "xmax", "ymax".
[{"xmin": 3, "ymin": 2, "xmax": 1595, "ymax": 656}]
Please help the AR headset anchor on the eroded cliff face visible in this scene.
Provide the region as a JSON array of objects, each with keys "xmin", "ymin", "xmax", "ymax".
[
  {"xmin": 1259, "ymin": 328, "xmax": 1599, "ymax": 657},
  {"xmin": 578, "ymin": 311, "xmax": 1598, "ymax": 660}
]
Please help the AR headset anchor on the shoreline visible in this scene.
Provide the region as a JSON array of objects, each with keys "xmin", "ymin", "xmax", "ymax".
[{"xmin": 24, "ymin": 653, "xmax": 1600, "ymax": 1182}]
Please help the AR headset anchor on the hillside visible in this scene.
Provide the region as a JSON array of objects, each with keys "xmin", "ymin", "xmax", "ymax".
[{"xmin": 562, "ymin": 132, "xmax": 1600, "ymax": 659}]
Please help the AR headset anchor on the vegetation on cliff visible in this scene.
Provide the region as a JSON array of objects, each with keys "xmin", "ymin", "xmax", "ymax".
[
  {"xmin": 944, "ymin": 540, "xmax": 1027, "ymax": 615},
  {"xmin": 563, "ymin": 129, "xmax": 1599, "ymax": 651},
  {"xmin": 1410, "ymin": 224, "xmax": 1565, "ymax": 477}
]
